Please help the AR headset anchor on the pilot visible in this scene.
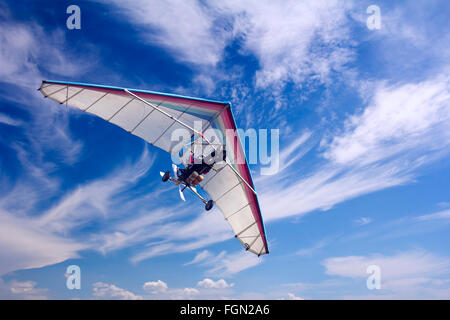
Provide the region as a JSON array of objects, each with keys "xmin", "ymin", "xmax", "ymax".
[{"xmin": 179, "ymin": 148, "xmax": 226, "ymax": 186}]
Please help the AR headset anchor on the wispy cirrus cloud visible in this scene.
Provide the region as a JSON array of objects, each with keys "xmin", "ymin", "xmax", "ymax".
[
  {"xmin": 259, "ymin": 74, "xmax": 450, "ymax": 222},
  {"xmin": 1, "ymin": 2, "xmax": 449, "ymax": 301},
  {"xmin": 322, "ymin": 75, "xmax": 450, "ymax": 166},
  {"xmin": 322, "ymin": 250, "xmax": 450, "ymax": 299},
  {"xmin": 4, "ymin": 68, "xmax": 447, "ymax": 277},
  {"xmin": 0, "ymin": 113, "xmax": 22, "ymax": 126},
  {"xmin": 296, "ymin": 239, "xmax": 331, "ymax": 257},
  {"xmin": 0, "ymin": 146, "xmax": 153, "ymax": 276},
  {"xmin": 37, "ymin": 146, "xmax": 154, "ymax": 234},
  {"xmin": 354, "ymin": 217, "xmax": 373, "ymax": 226},
  {"xmin": 183, "ymin": 250, "xmax": 214, "ymax": 266},
  {"xmin": 105, "ymin": 0, "xmax": 356, "ymax": 90},
  {"xmin": 415, "ymin": 210, "xmax": 450, "ymax": 222},
  {"xmin": 286, "ymin": 293, "xmax": 304, "ymax": 300},
  {"xmin": 323, "ymin": 250, "xmax": 450, "ymax": 279},
  {"xmin": 296, "ymin": 207, "xmax": 450, "ymax": 259},
  {"xmin": 0, "ymin": 14, "xmax": 98, "ymax": 216},
  {"xmin": 282, "ymin": 251, "xmax": 450, "ymax": 299},
  {"xmin": 95, "ymin": 74, "xmax": 449, "ymax": 264},
  {"xmin": 102, "ymin": 0, "xmax": 228, "ymax": 67},
  {"xmin": 187, "ymin": 250, "xmax": 263, "ymax": 278},
  {"xmin": 128, "ymin": 209, "xmax": 233, "ymax": 264},
  {"xmin": 218, "ymin": 0, "xmax": 355, "ymax": 88},
  {"xmin": 0, "ymin": 209, "xmax": 86, "ymax": 276},
  {"xmin": 0, "ymin": 20, "xmax": 95, "ymax": 89}
]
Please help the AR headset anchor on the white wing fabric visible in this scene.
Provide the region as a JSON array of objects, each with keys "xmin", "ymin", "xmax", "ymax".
[{"xmin": 39, "ymin": 80, "xmax": 269, "ymax": 256}]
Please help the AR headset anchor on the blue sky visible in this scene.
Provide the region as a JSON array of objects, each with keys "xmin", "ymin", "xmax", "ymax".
[{"xmin": 0, "ymin": 0, "xmax": 449, "ymax": 299}]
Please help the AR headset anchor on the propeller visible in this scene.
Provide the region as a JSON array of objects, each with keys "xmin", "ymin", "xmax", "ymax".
[
  {"xmin": 160, "ymin": 163, "xmax": 196, "ymax": 201},
  {"xmin": 178, "ymin": 185, "xmax": 186, "ymax": 201},
  {"xmin": 172, "ymin": 164, "xmax": 187, "ymax": 201},
  {"xmin": 172, "ymin": 163, "xmax": 178, "ymax": 177}
]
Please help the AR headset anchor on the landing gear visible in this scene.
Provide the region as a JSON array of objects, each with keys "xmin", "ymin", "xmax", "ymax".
[
  {"xmin": 162, "ymin": 171, "xmax": 170, "ymax": 182},
  {"xmin": 162, "ymin": 167, "xmax": 214, "ymax": 210},
  {"xmin": 205, "ymin": 200, "xmax": 214, "ymax": 211}
]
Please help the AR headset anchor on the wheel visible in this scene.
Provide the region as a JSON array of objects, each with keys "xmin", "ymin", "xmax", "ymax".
[
  {"xmin": 162, "ymin": 171, "xmax": 170, "ymax": 182},
  {"xmin": 205, "ymin": 200, "xmax": 214, "ymax": 211}
]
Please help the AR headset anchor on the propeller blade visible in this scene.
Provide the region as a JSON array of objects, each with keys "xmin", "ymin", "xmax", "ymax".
[
  {"xmin": 178, "ymin": 185, "xmax": 186, "ymax": 201},
  {"xmin": 172, "ymin": 163, "xmax": 178, "ymax": 177}
]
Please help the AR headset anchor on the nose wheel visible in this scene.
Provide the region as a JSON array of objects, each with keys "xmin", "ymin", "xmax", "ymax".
[
  {"xmin": 205, "ymin": 200, "xmax": 214, "ymax": 211},
  {"xmin": 162, "ymin": 171, "xmax": 170, "ymax": 182}
]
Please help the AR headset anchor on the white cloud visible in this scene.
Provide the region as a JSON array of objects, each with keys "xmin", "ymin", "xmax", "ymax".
[
  {"xmin": 197, "ymin": 278, "xmax": 234, "ymax": 289},
  {"xmin": 0, "ymin": 20, "xmax": 94, "ymax": 89},
  {"xmin": 355, "ymin": 1, "xmax": 450, "ymax": 80},
  {"xmin": 93, "ymin": 282, "xmax": 143, "ymax": 300},
  {"xmin": 278, "ymin": 131, "xmax": 313, "ymax": 170},
  {"xmin": 415, "ymin": 210, "xmax": 450, "ymax": 222},
  {"xmin": 296, "ymin": 239, "xmax": 330, "ymax": 257},
  {"xmin": 354, "ymin": 217, "xmax": 373, "ymax": 226},
  {"xmin": 182, "ymin": 250, "xmax": 261, "ymax": 278},
  {"xmin": 0, "ymin": 14, "xmax": 98, "ymax": 216},
  {"xmin": 0, "ymin": 145, "xmax": 152, "ymax": 276},
  {"xmin": 259, "ymin": 74, "xmax": 450, "ymax": 222},
  {"xmin": 129, "ymin": 210, "xmax": 233, "ymax": 263},
  {"xmin": 121, "ymin": 71, "xmax": 450, "ymax": 260},
  {"xmin": 93, "ymin": 278, "xmax": 222, "ymax": 300},
  {"xmin": 9, "ymin": 281, "xmax": 36, "ymax": 294},
  {"xmin": 260, "ymin": 161, "xmax": 408, "ymax": 222},
  {"xmin": 204, "ymin": 250, "xmax": 263, "ymax": 278},
  {"xmin": 107, "ymin": 0, "xmax": 355, "ymax": 89},
  {"xmin": 323, "ymin": 251, "xmax": 450, "ymax": 281},
  {"xmin": 1, "ymin": 2, "xmax": 449, "ymax": 287},
  {"xmin": 0, "ymin": 10, "xmax": 102, "ymax": 180},
  {"xmin": 122, "ymin": 73, "xmax": 450, "ymax": 261},
  {"xmin": 255, "ymin": 130, "xmax": 313, "ymax": 183},
  {"xmin": 0, "ymin": 209, "xmax": 86, "ymax": 276},
  {"xmin": 322, "ymin": 250, "xmax": 450, "ymax": 299},
  {"xmin": 218, "ymin": 0, "xmax": 355, "ymax": 88},
  {"xmin": 105, "ymin": 0, "xmax": 228, "ymax": 66},
  {"xmin": 0, "ymin": 279, "xmax": 48, "ymax": 299},
  {"xmin": 287, "ymin": 293, "xmax": 304, "ymax": 300},
  {"xmin": 184, "ymin": 250, "xmax": 214, "ymax": 266},
  {"xmin": 94, "ymin": 207, "xmax": 178, "ymax": 254},
  {"xmin": 37, "ymin": 146, "xmax": 153, "ymax": 234},
  {"xmin": 0, "ymin": 22, "xmax": 40, "ymax": 88},
  {"xmin": 0, "ymin": 113, "xmax": 21, "ymax": 126},
  {"xmin": 437, "ymin": 202, "xmax": 450, "ymax": 208},
  {"xmin": 323, "ymin": 76, "xmax": 450, "ymax": 166},
  {"xmin": 175, "ymin": 287, "xmax": 200, "ymax": 297},
  {"xmin": 0, "ymin": 9, "xmax": 235, "ymax": 274},
  {"xmin": 142, "ymin": 280, "xmax": 202, "ymax": 300},
  {"xmin": 3, "ymin": 71, "xmax": 446, "ymax": 274},
  {"xmin": 143, "ymin": 280, "xmax": 168, "ymax": 294}
]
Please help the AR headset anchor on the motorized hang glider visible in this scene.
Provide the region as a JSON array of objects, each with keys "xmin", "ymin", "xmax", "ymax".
[{"xmin": 38, "ymin": 80, "xmax": 269, "ymax": 256}]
